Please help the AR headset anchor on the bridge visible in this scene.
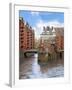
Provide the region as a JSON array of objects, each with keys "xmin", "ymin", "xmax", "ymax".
[
  {"xmin": 23, "ymin": 49, "xmax": 64, "ymax": 58},
  {"xmin": 23, "ymin": 49, "xmax": 38, "ymax": 57},
  {"xmin": 23, "ymin": 49, "xmax": 64, "ymax": 54},
  {"xmin": 58, "ymin": 50, "xmax": 64, "ymax": 52},
  {"xmin": 24, "ymin": 49, "xmax": 38, "ymax": 53}
]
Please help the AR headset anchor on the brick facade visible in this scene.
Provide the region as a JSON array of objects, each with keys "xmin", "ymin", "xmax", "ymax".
[
  {"xmin": 55, "ymin": 27, "xmax": 64, "ymax": 51},
  {"xmin": 19, "ymin": 17, "xmax": 35, "ymax": 51}
]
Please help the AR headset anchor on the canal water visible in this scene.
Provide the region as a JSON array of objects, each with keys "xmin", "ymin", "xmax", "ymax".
[{"xmin": 19, "ymin": 54, "xmax": 64, "ymax": 79}]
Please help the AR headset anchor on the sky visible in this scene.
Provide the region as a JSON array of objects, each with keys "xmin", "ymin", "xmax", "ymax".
[{"xmin": 19, "ymin": 10, "xmax": 64, "ymax": 39}]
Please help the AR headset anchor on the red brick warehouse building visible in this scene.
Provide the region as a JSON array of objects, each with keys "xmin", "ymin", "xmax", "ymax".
[
  {"xmin": 19, "ymin": 17, "xmax": 35, "ymax": 51},
  {"xmin": 55, "ymin": 27, "xmax": 64, "ymax": 51}
]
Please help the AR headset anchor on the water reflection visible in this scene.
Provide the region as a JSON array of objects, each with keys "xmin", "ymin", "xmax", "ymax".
[{"xmin": 19, "ymin": 54, "xmax": 64, "ymax": 79}]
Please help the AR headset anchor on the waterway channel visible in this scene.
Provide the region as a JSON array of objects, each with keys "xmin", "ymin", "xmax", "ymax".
[{"xmin": 19, "ymin": 54, "xmax": 64, "ymax": 79}]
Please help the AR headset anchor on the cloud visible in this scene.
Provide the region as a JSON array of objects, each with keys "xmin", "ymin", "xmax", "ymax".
[
  {"xmin": 36, "ymin": 19, "xmax": 64, "ymax": 28},
  {"xmin": 31, "ymin": 12, "xmax": 39, "ymax": 16},
  {"xmin": 33, "ymin": 19, "xmax": 64, "ymax": 39}
]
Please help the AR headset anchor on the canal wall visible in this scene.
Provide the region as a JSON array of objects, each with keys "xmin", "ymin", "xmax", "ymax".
[
  {"xmin": 38, "ymin": 52, "xmax": 64, "ymax": 62},
  {"xmin": 19, "ymin": 50, "xmax": 64, "ymax": 63}
]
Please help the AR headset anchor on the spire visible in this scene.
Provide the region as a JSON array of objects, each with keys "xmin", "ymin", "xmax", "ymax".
[
  {"xmin": 43, "ymin": 26, "xmax": 45, "ymax": 31},
  {"xmin": 26, "ymin": 22, "xmax": 29, "ymax": 28},
  {"xmin": 46, "ymin": 26, "xmax": 50, "ymax": 31}
]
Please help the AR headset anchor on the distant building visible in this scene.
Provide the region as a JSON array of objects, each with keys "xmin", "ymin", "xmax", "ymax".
[
  {"xmin": 19, "ymin": 17, "xmax": 35, "ymax": 51},
  {"xmin": 39, "ymin": 26, "xmax": 56, "ymax": 53},
  {"xmin": 39, "ymin": 26, "xmax": 64, "ymax": 53}
]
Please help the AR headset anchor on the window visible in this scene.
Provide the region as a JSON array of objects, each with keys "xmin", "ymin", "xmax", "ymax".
[
  {"xmin": 27, "ymin": 37, "xmax": 29, "ymax": 40},
  {"xmin": 20, "ymin": 33, "xmax": 24, "ymax": 36},
  {"xmin": 21, "ymin": 41, "xmax": 23, "ymax": 43},
  {"xmin": 20, "ymin": 27, "xmax": 23, "ymax": 29},
  {"xmin": 21, "ymin": 46, "xmax": 23, "ymax": 48},
  {"xmin": 31, "ymin": 47, "xmax": 32, "ymax": 49},
  {"xmin": 27, "ymin": 42, "xmax": 29, "ymax": 45},
  {"xmin": 31, "ymin": 43, "xmax": 32, "ymax": 46},
  {"xmin": 27, "ymin": 47, "xmax": 29, "ymax": 49},
  {"xmin": 21, "ymin": 30, "xmax": 24, "ymax": 32},
  {"xmin": 20, "ymin": 37, "xmax": 23, "ymax": 39}
]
